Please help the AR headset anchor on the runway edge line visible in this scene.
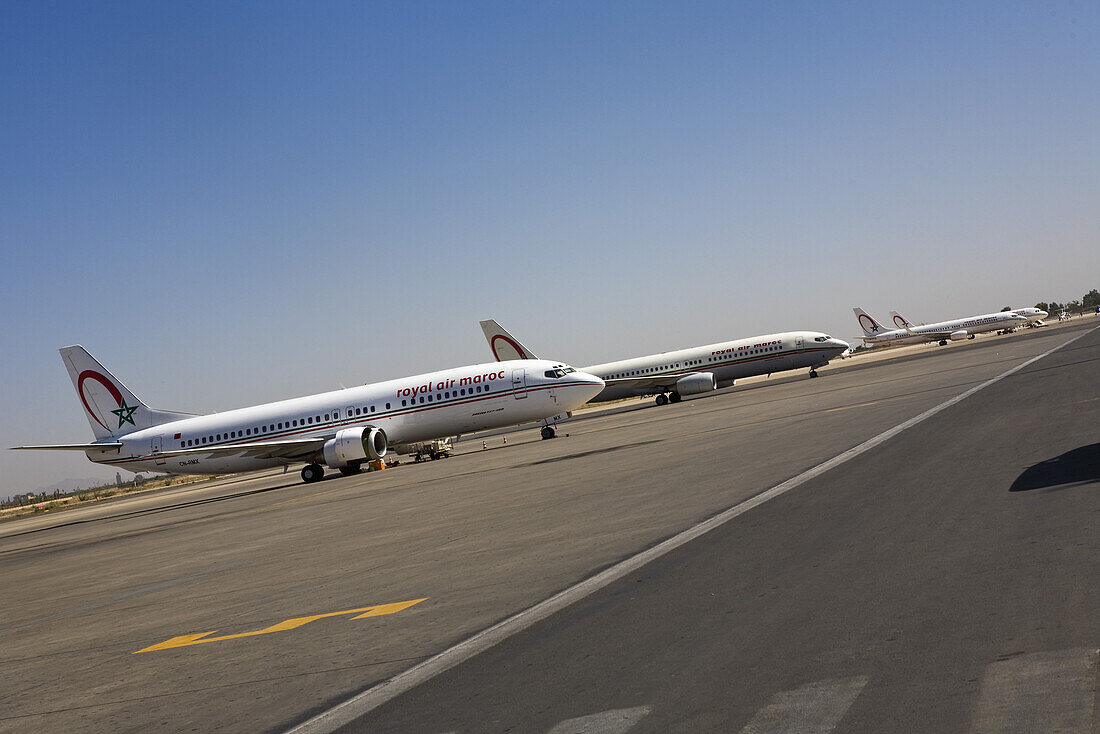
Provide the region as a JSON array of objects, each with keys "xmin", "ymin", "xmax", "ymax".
[{"xmin": 286, "ymin": 325, "xmax": 1098, "ymax": 734}]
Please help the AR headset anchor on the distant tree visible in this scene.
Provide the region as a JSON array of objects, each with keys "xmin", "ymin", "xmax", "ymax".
[
  {"xmin": 1035, "ymin": 302, "xmax": 1049, "ymax": 312},
  {"xmin": 1001, "ymin": 306, "xmax": 1011, "ymax": 311},
  {"xmin": 1083, "ymin": 289, "xmax": 1100, "ymax": 309},
  {"xmin": 1067, "ymin": 299, "xmax": 1082, "ymax": 312}
]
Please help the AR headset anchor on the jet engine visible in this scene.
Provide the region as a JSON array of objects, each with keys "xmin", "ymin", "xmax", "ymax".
[
  {"xmin": 323, "ymin": 426, "xmax": 387, "ymax": 469},
  {"xmin": 950, "ymin": 330, "xmax": 968, "ymax": 341},
  {"xmin": 675, "ymin": 372, "xmax": 717, "ymax": 396}
]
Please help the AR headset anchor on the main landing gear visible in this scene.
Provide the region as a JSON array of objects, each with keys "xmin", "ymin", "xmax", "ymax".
[
  {"xmin": 654, "ymin": 392, "xmax": 682, "ymax": 406},
  {"xmin": 541, "ymin": 426, "xmax": 557, "ymax": 440},
  {"xmin": 338, "ymin": 461, "xmax": 363, "ymax": 476},
  {"xmin": 809, "ymin": 369, "xmax": 819, "ymax": 378},
  {"xmin": 939, "ymin": 340, "xmax": 948, "ymax": 346},
  {"xmin": 301, "ymin": 463, "xmax": 325, "ymax": 483}
]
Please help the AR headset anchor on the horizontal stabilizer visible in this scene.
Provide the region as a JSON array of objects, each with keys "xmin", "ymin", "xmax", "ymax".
[{"xmin": 11, "ymin": 442, "xmax": 123, "ymax": 451}]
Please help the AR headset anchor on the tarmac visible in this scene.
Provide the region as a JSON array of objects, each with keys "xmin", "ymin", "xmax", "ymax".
[{"xmin": 1, "ymin": 319, "xmax": 1096, "ymax": 733}]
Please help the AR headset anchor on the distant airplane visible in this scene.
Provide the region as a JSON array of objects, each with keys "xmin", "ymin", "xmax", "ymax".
[
  {"xmin": 1010, "ymin": 307, "xmax": 1049, "ymax": 327},
  {"xmin": 894, "ymin": 307, "xmax": 1047, "ymax": 333},
  {"xmin": 11, "ymin": 346, "xmax": 604, "ymax": 483},
  {"xmin": 480, "ymin": 320, "xmax": 849, "ymax": 433},
  {"xmin": 854, "ymin": 308, "xmax": 1027, "ymax": 346}
]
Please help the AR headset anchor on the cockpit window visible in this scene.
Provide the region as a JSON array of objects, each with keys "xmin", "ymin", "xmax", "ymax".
[
  {"xmin": 814, "ymin": 335, "xmax": 832, "ymax": 342},
  {"xmin": 544, "ymin": 366, "xmax": 577, "ymax": 379}
]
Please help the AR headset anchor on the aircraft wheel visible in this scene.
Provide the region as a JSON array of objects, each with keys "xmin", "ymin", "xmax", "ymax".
[
  {"xmin": 655, "ymin": 394, "xmax": 669, "ymax": 406},
  {"xmin": 809, "ymin": 369, "xmax": 818, "ymax": 378},
  {"xmin": 669, "ymin": 392, "xmax": 682, "ymax": 403},
  {"xmin": 541, "ymin": 426, "xmax": 556, "ymax": 440},
  {"xmin": 939, "ymin": 340, "xmax": 948, "ymax": 346},
  {"xmin": 301, "ymin": 463, "xmax": 325, "ymax": 483},
  {"xmin": 968, "ymin": 334, "xmax": 975, "ymax": 340}
]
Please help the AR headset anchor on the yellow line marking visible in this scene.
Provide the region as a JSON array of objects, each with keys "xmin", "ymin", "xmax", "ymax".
[
  {"xmin": 825, "ymin": 401, "xmax": 878, "ymax": 413},
  {"xmin": 134, "ymin": 598, "xmax": 427, "ymax": 653}
]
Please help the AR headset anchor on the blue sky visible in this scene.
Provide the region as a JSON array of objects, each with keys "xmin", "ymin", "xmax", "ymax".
[{"xmin": 2, "ymin": 1, "xmax": 1097, "ymax": 496}]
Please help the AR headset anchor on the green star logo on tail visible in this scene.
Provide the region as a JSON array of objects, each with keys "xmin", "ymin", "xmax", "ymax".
[{"xmin": 111, "ymin": 398, "xmax": 138, "ymax": 428}]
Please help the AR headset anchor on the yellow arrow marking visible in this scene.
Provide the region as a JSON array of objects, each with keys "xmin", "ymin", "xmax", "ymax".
[{"xmin": 134, "ymin": 598, "xmax": 426, "ymax": 653}]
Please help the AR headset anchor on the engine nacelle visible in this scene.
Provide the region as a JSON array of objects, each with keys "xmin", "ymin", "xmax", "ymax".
[
  {"xmin": 323, "ymin": 426, "xmax": 387, "ymax": 468},
  {"xmin": 950, "ymin": 330, "xmax": 968, "ymax": 341},
  {"xmin": 675, "ymin": 372, "xmax": 717, "ymax": 396}
]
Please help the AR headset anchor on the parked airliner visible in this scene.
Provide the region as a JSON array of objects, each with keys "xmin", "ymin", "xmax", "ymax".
[
  {"xmin": 480, "ymin": 320, "xmax": 848, "ymax": 436},
  {"xmin": 892, "ymin": 307, "xmax": 1046, "ymax": 335},
  {"xmin": 854, "ymin": 308, "xmax": 1027, "ymax": 346},
  {"xmin": 12, "ymin": 346, "xmax": 604, "ymax": 483}
]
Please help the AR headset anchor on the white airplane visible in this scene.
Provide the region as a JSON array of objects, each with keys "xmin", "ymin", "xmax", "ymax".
[
  {"xmin": 480, "ymin": 320, "xmax": 849, "ymax": 433},
  {"xmin": 894, "ymin": 307, "xmax": 1047, "ymax": 334},
  {"xmin": 854, "ymin": 308, "xmax": 1027, "ymax": 346},
  {"xmin": 11, "ymin": 346, "xmax": 604, "ymax": 483},
  {"xmin": 1010, "ymin": 307, "xmax": 1049, "ymax": 327}
]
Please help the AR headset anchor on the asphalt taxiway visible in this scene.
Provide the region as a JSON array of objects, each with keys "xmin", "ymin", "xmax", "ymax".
[{"xmin": 1, "ymin": 321, "xmax": 1096, "ymax": 733}]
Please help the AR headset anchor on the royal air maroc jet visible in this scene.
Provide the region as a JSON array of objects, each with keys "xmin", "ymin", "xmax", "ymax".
[{"xmin": 12, "ymin": 346, "xmax": 603, "ymax": 483}]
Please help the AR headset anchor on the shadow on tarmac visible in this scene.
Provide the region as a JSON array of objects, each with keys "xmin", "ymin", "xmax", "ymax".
[{"xmin": 1009, "ymin": 443, "xmax": 1100, "ymax": 493}]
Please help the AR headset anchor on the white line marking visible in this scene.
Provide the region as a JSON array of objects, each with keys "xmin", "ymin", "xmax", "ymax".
[
  {"xmin": 287, "ymin": 326, "xmax": 1098, "ymax": 734},
  {"xmin": 967, "ymin": 648, "xmax": 1099, "ymax": 734},
  {"xmin": 546, "ymin": 705, "xmax": 652, "ymax": 734},
  {"xmin": 739, "ymin": 676, "xmax": 869, "ymax": 734}
]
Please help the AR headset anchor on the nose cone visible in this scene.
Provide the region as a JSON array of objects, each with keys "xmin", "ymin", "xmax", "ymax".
[
  {"xmin": 829, "ymin": 337, "xmax": 850, "ymax": 355},
  {"xmin": 1036, "ymin": 310, "xmax": 1049, "ymax": 320},
  {"xmin": 556, "ymin": 369, "xmax": 605, "ymax": 409}
]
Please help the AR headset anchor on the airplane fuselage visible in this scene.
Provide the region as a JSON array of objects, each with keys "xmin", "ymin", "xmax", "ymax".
[{"xmin": 585, "ymin": 331, "xmax": 848, "ymax": 401}]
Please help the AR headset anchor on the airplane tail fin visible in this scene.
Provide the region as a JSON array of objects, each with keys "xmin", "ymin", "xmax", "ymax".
[
  {"xmin": 59, "ymin": 346, "xmax": 195, "ymax": 440},
  {"xmin": 479, "ymin": 320, "xmax": 540, "ymax": 361},
  {"xmin": 889, "ymin": 311, "xmax": 913, "ymax": 329},
  {"xmin": 853, "ymin": 308, "xmax": 888, "ymax": 338}
]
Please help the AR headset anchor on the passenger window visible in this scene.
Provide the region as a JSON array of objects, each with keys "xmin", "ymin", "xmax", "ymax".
[
  {"xmin": 427, "ymin": 395, "xmax": 433, "ymax": 402},
  {"xmin": 307, "ymin": 417, "xmax": 312, "ymax": 424},
  {"xmin": 324, "ymin": 414, "xmax": 330, "ymax": 421},
  {"xmin": 386, "ymin": 403, "xmax": 390, "ymax": 409},
  {"xmin": 402, "ymin": 399, "xmax": 407, "ymax": 407},
  {"xmin": 355, "ymin": 408, "xmax": 361, "ymax": 416},
  {"xmin": 370, "ymin": 405, "xmax": 376, "ymax": 412}
]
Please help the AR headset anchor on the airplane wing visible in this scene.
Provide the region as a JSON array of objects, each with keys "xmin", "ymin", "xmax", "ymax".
[
  {"xmin": 602, "ymin": 375, "xmax": 685, "ymax": 392},
  {"xmin": 11, "ymin": 442, "xmax": 124, "ymax": 451},
  {"xmin": 902, "ymin": 325, "xmax": 948, "ymax": 340},
  {"xmin": 170, "ymin": 437, "xmax": 328, "ymax": 461}
]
